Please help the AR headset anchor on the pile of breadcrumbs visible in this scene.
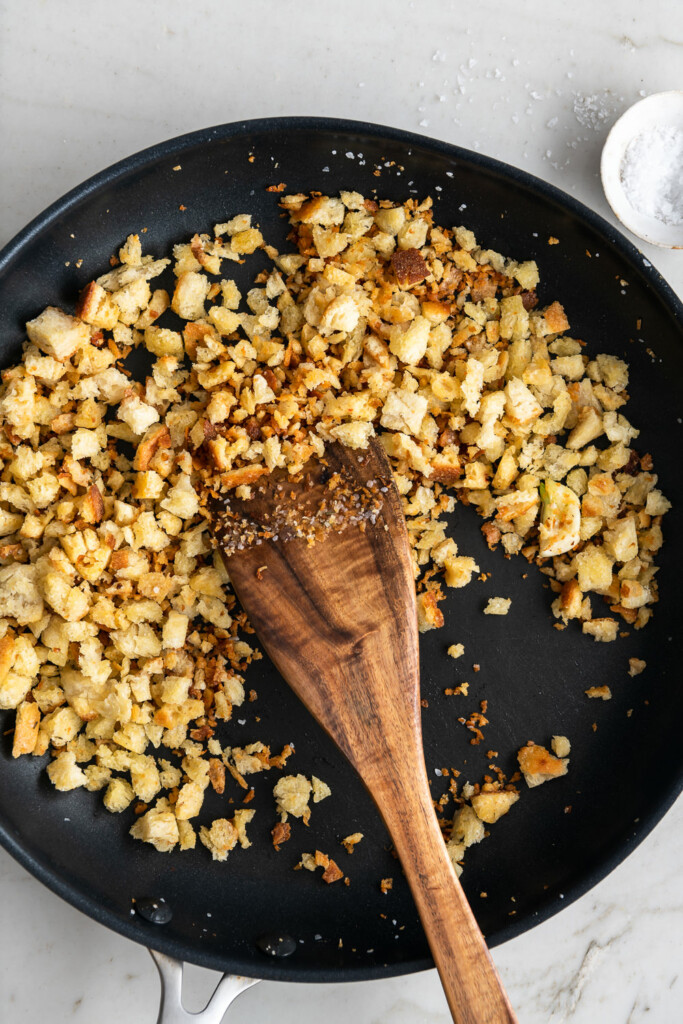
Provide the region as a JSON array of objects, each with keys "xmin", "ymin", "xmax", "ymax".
[{"xmin": 0, "ymin": 191, "xmax": 668, "ymax": 874}]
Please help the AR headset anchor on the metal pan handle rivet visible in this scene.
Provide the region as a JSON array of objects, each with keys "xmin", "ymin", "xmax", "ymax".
[
  {"xmin": 150, "ymin": 949, "xmax": 260, "ymax": 1024},
  {"xmin": 136, "ymin": 897, "xmax": 173, "ymax": 925},
  {"xmin": 255, "ymin": 932, "xmax": 297, "ymax": 957}
]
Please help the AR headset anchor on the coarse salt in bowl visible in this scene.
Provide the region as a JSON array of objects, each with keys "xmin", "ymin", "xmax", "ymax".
[{"xmin": 601, "ymin": 91, "xmax": 683, "ymax": 249}]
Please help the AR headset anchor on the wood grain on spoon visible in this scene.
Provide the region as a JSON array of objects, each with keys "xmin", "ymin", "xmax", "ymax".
[{"xmin": 209, "ymin": 440, "xmax": 517, "ymax": 1024}]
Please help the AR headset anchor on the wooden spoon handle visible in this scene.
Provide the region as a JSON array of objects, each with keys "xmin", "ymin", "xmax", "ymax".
[{"xmin": 369, "ymin": 768, "xmax": 518, "ymax": 1024}]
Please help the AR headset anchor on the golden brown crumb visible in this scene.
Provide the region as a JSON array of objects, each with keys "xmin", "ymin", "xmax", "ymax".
[
  {"xmin": 341, "ymin": 832, "xmax": 364, "ymax": 854},
  {"xmin": 517, "ymin": 742, "xmax": 569, "ymax": 787},
  {"xmin": 271, "ymin": 821, "xmax": 291, "ymax": 850},
  {"xmin": 322, "ymin": 859, "xmax": 344, "ymax": 884},
  {"xmin": 585, "ymin": 685, "xmax": 612, "ymax": 700}
]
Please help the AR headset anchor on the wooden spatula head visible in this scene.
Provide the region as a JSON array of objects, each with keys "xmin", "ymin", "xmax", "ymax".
[{"xmin": 210, "ymin": 439, "xmax": 421, "ymax": 774}]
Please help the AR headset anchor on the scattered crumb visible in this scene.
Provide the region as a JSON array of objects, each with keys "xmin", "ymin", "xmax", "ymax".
[
  {"xmin": 585, "ymin": 686, "xmax": 612, "ymax": 700},
  {"xmin": 517, "ymin": 742, "xmax": 569, "ymax": 788},
  {"xmin": 271, "ymin": 821, "xmax": 291, "ymax": 850},
  {"xmin": 341, "ymin": 832, "xmax": 364, "ymax": 854},
  {"xmin": 551, "ymin": 735, "xmax": 571, "ymax": 758}
]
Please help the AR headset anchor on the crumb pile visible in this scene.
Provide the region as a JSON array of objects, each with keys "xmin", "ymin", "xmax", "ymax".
[{"xmin": 0, "ymin": 191, "xmax": 668, "ymax": 870}]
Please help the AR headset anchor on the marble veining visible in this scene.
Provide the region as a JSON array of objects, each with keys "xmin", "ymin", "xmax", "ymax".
[{"xmin": 0, "ymin": 1, "xmax": 681, "ymax": 1021}]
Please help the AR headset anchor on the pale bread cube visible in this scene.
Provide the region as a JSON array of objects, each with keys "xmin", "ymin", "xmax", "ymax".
[
  {"xmin": 328, "ymin": 421, "xmax": 374, "ymax": 449},
  {"xmin": 103, "ymin": 778, "xmax": 135, "ymax": 812},
  {"xmin": 273, "ymin": 774, "xmax": 312, "ymax": 820},
  {"xmin": 175, "ymin": 781, "xmax": 205, "ymax": 820},
  {"xmin": 573, "ymin": 544, "xmax": 613, "ymax": 592},
  {"xmin": 199, "ymin": 818, "xmax": 238, "ymax": 861},
  {"xmin": 130, "ymin": 798, "xmax": 179, "ymax": 852},
  {"xmin": 380, "ymin": 388, "xmax": 428, "ymax": 437},
  {"xmin": 47, "ymin": 750, "xmax": 87, "ymax": 791},
  {"xmin": 451, "ymin": 805, "xmax": 485, "ymax": 847},
  {"xmin": 551, "ymin": 735, "xmax": 571, "ymax": 758},
  {"xmin": 443, "ymin": 556, "xmax": 479, "ymax": 588},
  {"xmin": 471, "ymin": 789, "xmax": 519, "ymax": 823},
  {"xmin": 582, "ymin": 618, "xmax": 619, "ymax": 642},
  {"xmin": 160, "ymin": 474, "xmax": 199, "ymax": 519},
  {"xmin": 144, "ymin": 326, "xmax": 184, "ymax": 358},
  {"xmin": 311, "ymin": 776, "xmax": 331, "ymax": 803},
  {"xmin": 76, "ymin": 282, "xmax": 119, "ymax": 330},
  {"xmin": 208, "ymin": 306, "xmax": 241, "ymax": 335},
  {"xmin": 26, "ymin": 307, "xmax": 90, "ymax": 360},
  {"xmin": 162, "ymin": 610, "xmax": 189, "ymax": 650},
  {"xmin": 483, "ymin": 597, "xmax": 511, "ymax": 615},
  {"xmin": 117, "ymin": 395, "xmax": 160, "ymax": 435},
  {"xmin": 172, "ymin": 272, "xmax": 209, "ymax": 320},
  {"xmin": 389, "ymin": 317, "xmax": 431, "ymax": 365},
  {"xmin": 374, "ymin": 207, "xmax": 405, "ymax": 235}
]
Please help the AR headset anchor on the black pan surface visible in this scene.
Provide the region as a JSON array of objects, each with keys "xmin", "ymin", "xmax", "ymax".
[{"xmin": 0, "ymin": 118, "xmax": 681, "ymax": 983}]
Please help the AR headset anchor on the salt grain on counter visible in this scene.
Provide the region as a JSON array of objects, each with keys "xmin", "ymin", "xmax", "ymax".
[{"xmin": 620, "ymin": 126, "xmax": 683, "ymax": 226}]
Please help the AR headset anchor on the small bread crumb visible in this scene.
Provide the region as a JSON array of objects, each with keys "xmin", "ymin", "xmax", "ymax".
[
  {"xmin": 585, "ymin": 686, "xmax": 612, "ymax": 700},
  {"xmin": 484, "ymin": 597, "xmax": 511, "ymax": 616},
  {"xmin": 628, "ymin": 658, "xmax": 646, "ymax": 677},
  {"xmin": 447, "ymin": 643, "xmax": 465, "ymax": 659},
  {"xmin": 517, "ymin": 742, "xmax": 569, "ymax": 788},
  {"xmin": 551, "ymin": 735, "xmax": 571, "ymax": 758},
  {"xmin": 341, "ymin": 833, "xmax": 363, "ymax": 854}
]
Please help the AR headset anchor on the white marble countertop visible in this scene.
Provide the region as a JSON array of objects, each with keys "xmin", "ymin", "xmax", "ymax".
[{"xmin": 0, "ymin": 2, "xmax": 681, "ymax": 1021}]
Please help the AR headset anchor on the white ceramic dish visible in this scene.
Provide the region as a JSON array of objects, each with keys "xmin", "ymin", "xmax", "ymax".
[{"xmin": 601, "ymin": 90, "xmax": 683, "ymax": 249}]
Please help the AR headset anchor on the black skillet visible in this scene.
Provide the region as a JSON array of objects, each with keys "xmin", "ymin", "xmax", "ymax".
[{"xmin": 0, "ymin": 117, "xmax": 681, "ymax": 1008}]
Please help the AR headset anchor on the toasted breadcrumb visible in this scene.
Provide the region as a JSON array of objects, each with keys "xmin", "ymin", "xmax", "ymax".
[
  {"xmin": 585, "ymin": 685, "xmax": 612, "ymax": 700},
  {"xmin": 628, "ymin": 658, "xmax": 646, "ymax": 677},
  {"xmin": 199, "ymin": 818, "xmax": 239, "ymax": 861},
  {"xmin": 447, "ymin": 644, "xmax": 465, "ymax": 659},
  {"xmin": 273, "ymin": 774, "xmax": 312, "ymax": 821},
  {"xmin": 483, "ymin": 597, "xmax": 512, "ymax": 616},
  {"xmin": 297, "ymin": 850, "xmax": 344, "ymax": 883},
  {"xmin": 311, "ymin": 776, "xmax": 331, "ymax": 803},
  {"xmin": 271, "ymin": 821, "xmax": 291, "ymax": 850},
  {"xmin": 517, "ymin": 742, "xmax": 569, "ymax": 788},
  {"xmin": 341, "ymin": 832, "xmax": 364, "ymax": 854},
  {"xmin": 551, "ymin": 735, "xmax": 571, "ymax": 758},
  {"xmin": 471, "ymin": 789, "xmax": 519, "ymax": 823}
]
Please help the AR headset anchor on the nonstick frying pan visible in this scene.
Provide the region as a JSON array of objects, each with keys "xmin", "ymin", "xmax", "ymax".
[{"xmin": 0, "ymin": 118, "xmax": 682, "ymax": 1016}]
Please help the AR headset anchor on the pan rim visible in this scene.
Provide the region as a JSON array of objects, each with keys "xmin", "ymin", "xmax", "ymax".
[{"xmin": 0, "ymin": 115, "xmax": 681, "ymax": 984}]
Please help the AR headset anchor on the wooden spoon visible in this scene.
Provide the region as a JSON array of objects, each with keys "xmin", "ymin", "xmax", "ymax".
[{"xmin": 209, "ymin": 440, "xmax": 518, "ymax": 1024}]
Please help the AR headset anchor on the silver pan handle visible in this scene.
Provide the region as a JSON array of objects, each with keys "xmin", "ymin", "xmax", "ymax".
[{"xmin": 150, "ymin": 949, "xmax": 260, "ymax": 1024}]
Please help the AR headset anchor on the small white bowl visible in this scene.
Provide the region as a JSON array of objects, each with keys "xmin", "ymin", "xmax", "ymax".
[{"xmin": 601, "ymin": 90, "xmax": 683, "ymax": 249}]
